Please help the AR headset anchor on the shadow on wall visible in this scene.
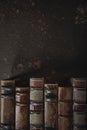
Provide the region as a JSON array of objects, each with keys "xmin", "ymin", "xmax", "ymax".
[
  {"xmin": 10, "ymin": 49, "xmax": 87, "ymax": 86},
  {"xmin": 0, "ymin": 0, "xmax": 86, "ymax": 85}
]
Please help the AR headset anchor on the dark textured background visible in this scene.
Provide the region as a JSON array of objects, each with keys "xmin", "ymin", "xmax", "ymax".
[{"xmin": 0, "ymin": 0, "xmax": 87, "ymax": 84}]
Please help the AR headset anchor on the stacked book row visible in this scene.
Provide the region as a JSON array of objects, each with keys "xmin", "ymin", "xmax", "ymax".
[{"xmin": 0, "ymin": 78, "xmax": 87, "ymax": 130}]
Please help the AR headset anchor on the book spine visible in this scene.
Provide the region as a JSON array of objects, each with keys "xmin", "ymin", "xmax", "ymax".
[
  {"xmin": 58, "ymin": 86, "xmax": 73, "ymax": 130},
  {"xmin": 15, "ymin": 87, "xmax": 29, "ymax": 130},
  {"xmin": 30, "ymin": 78, "xmax": 44, "ymax": 130},
  {"xmin": 44, "ymin": 84, "xmax": 58, "ymax": 130},
  {"xmin": 71, "ymin": 78, "xmax": 87, "ymax": 130},
  {"xmin": 0, "ymin": 79, "xmax": 15, "ymax": 130}
]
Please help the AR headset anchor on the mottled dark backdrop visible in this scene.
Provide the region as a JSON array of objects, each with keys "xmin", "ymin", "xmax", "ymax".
[{"xmin": 0, "ymin": 0, "xmax": 87, "ymax": 84}]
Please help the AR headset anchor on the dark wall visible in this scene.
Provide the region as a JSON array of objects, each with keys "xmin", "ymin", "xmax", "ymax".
[{"xmin": 0, "ymin": 0, "xmax": 87, "ymax": 84}]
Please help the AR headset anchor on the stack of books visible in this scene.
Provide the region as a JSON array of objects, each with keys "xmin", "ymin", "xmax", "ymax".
[{"xmin": 0, "ymin": 77, "xmax": 87, "ymax": 130}]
